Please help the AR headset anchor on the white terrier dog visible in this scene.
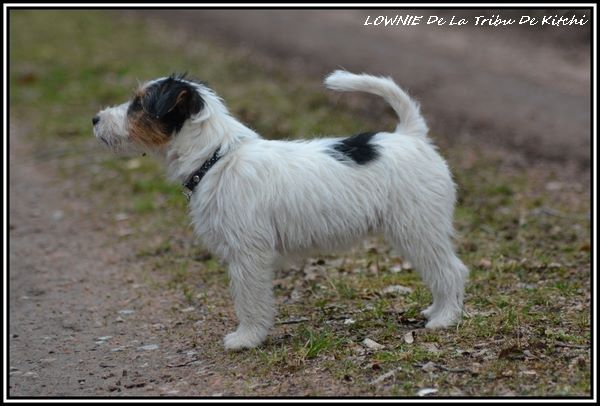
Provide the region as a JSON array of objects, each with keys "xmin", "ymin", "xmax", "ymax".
[{"xmin": 93, "ymin": 71, "xmax": 469, "ymax": 350}]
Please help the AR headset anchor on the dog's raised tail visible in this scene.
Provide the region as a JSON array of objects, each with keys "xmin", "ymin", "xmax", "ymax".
[{"xmin": 324, "ymin": 70, "xmax": 428, "ymax": 136}]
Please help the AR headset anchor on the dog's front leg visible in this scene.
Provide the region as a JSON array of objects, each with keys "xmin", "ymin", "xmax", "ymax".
[{"xmin": 224, "ymin": 256, "xmax": 275, "ymax": 350}]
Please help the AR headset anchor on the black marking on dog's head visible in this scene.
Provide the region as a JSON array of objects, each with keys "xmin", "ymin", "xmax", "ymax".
[
  {"xmin": 138, "ymin": 75, "xmax": 204, "ymax": 134},
  {"xmin": 126, "ymin": 75, "xmax": 205, "ymax": 148},
  {"xmin": 329, "ymin": 132, "xmax": 380, "ymax": 165}
]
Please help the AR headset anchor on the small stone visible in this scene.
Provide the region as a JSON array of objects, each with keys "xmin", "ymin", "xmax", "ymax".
[
  {"xmin": 118, "ymin": 309, "xmax": 135, "ymax": 315},
  {"xmin": 417, "ymin": 387, "xmax": 438, "ymax": 397},
  {"xmin": 137, "ymin": 344, "xmax": 159, "ymax": 351},
  {"xmin": 328, "ymin": 258, "xmax": 346, "ymax": 269},
  {"xmin": 97, "ymin": 336, "xmax": 113, "ymax": 341},
  {"xmin": 23, "ymin": 371, "xmax": 39, "ymax": 379},
  {"xmin": 478, "ymin": 259, "xmax": 492, "ymax": 269},
  {"xmin": 114, "ymin": 213, "xmax": 129, "ymax": 221},
  {"xmin": 125, "ymin": 158, "xmax": 141, "ymax": 170},
  {"xmin": 40, "ymin": 358, "xmax": 56, "ymax": 366},
  {"xmin": 369, "ymin": 366, "xmax": 401, "ymax": 385},
  {"xmin": 362, "ymin": 338, "xmax": 385, "ymax": 350},
  {"xmin": 421, "ymin": 361, "xmax": 437, "ymax": 373},
  {"xmin": 343, "ymin": 318, "xmax": 356, "ymax": 325},
  {"xmin": 181, "ymin": 307, "xmax": 195, "ymax": 313},
  {"xmin": 382, "ymin": 285, "xmax": 413, "ymax": 296},
  {"xmin": 51, "ymin": 210, "xmax": 64, "ymax": 221},
  {"xmin": 545, "ymin": 181, "xmax": 563, "ymax": 191},
  {"xmin": 289, "ymin": 288, "xmax": 302, "ymax": 302}
]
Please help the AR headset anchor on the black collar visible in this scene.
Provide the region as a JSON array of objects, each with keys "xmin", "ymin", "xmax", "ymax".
[{"xmin": 182, "ymin": 147, "xmax": 222, "ymax": 199}]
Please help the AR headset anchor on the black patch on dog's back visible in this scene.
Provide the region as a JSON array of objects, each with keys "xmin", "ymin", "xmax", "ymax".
[{"xmin": 329, "ymin": 132, "xmax": 380, "ymax": 165}]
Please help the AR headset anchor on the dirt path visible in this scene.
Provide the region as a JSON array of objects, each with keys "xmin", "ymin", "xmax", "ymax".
[
  {"xmin": 9, "ymin": 125, "xmax": 137, "ymax": 395},
  {"xmin": 136, "ymin": 9, "xmax": 591, "ymax": 168},
  {"xmin": 7, "ymin": 126, "xmax": 230, "ymax": 397}
]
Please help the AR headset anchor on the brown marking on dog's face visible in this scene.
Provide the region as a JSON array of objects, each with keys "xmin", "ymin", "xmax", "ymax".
[
  {"xmin": 127, "ymin": 94, "xmax": 172, "ymax": 147},
  {"xmin": 126, "ymin": 75, "xmax": 204, "ymax": 148}
]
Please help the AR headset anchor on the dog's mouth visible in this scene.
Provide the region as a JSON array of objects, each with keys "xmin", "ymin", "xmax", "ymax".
[
  {"xmin": 95, "ymin": 133, "xmax": 110, "ymax": 146},
  {"xmin": 94, "ymin": 131, "xmax": 114, "ymax": 149}
]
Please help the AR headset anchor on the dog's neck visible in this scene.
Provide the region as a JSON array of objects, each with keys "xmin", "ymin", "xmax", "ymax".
[{"xmin": 165, "ymin": 113, "xmax": 259, "ymax": 183}]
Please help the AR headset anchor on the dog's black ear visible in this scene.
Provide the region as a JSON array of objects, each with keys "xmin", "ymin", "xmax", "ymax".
[{"xmin": 144, "ymin": 78, "xmax": 204, "ymax": 122}]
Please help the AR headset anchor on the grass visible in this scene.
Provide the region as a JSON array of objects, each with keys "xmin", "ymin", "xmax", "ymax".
[{"xmin": 9, "ymin": 10, "xmax": 591, "ymax": 397}]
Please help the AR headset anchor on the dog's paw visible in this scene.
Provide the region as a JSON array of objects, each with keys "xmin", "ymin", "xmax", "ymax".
[
  {"xmin": 424, "ymin": 309, "xmax": 461, "ymax": 329},
  {"xmin": 223, "ymin": 330, "xmax": 264, "ymax": 350},
  {"xmin": 421, "ymin": 304, "xmax": 437, "ymax": 319}
]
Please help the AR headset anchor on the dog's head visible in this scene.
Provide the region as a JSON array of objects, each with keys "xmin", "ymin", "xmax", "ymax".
[{"xmin": 93, "ymin": 74, "xmax": 208, "ymax": 152}]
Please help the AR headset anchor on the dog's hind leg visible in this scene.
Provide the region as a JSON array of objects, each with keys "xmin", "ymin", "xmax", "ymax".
[
  {"xmin": 223, "ymin": 254, "xmax": 276, "ymax": 350},
  {"xmin": 386, "ymin": 221, "xmax": 468, "ymax": 329},
  {"xmin": 421, "ymin": 252, "xmax": 468, "ymax": 328}
]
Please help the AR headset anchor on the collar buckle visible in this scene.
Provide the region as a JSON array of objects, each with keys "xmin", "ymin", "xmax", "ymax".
[{"xmin": 182, "ymin": 146, "xmax": 222, "ymax": 200}]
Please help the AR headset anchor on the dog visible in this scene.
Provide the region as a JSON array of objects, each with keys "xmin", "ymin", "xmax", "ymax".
[{"xmin": 93, "ymin": 71, "xmax": 469, "ymax": 350}]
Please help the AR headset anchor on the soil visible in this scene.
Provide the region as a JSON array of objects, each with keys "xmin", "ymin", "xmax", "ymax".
[{"xmin": 8, "ymin": 127, "xmax": 229, "ymax": 396}]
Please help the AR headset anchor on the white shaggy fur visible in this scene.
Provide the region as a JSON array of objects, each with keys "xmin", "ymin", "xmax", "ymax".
[{"xmin": 93, "ymin": 71, "xmax": 469, "ymax": 350}]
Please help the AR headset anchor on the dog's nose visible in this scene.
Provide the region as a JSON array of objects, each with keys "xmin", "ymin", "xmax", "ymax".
[{"xmin": 92, "ymin": 115, "xmax": 100, "ymax": 126}]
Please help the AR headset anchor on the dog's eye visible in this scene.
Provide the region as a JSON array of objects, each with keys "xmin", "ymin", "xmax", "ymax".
[{"xmin": 129, "ymin": 97, "xmax": 142, "ymax": 113}]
